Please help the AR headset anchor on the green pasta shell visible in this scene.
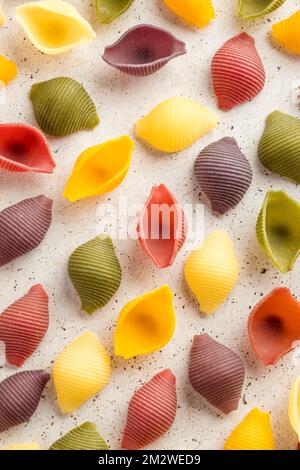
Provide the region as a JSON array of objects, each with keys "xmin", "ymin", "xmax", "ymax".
[
  {"xmin": 258, "ymin": 111, "xmax": 300, "ymax": 184},
  {"xmin": 256, "ymin": 191, "xmax": 300, "ymax": 274},
  {"xmin": 30, "ymin": 77, "xmax": 100, "ymax": 137},
  {"xmin": 68, "ymin": 235, "xmax": 122, "ymax": 314},
  {"xmin": 238, "ymin": 0, "xmax": 286, "ymax": 19},
  {"xmin": 50, "ymin": 422, "xmax": 109, "ymax": 450},
  {"xmin": 95, "ymin": 0, "xmax": 133, "ymax": 24}
]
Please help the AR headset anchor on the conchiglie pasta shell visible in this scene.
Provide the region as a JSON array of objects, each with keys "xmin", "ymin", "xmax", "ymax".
[
  {"xmin": 0, "ymin": 56, "xmax": 18, "ymax": 86},
  {"xmin": 16, "ymin": 0, "xmax": 96, "ymax": 55},
  {"xmin": 114, "ymin": 285, "xmax": 176, "ymax": 359},
  {"xmin": 50, "ymin": 422, "xmax": 109, "ymax": 450},
  {"xmin": 184, "ymin": 231, "xmax": 239, "ymax": 315},
  {"xmin": 163, "ymin": 0, "xmax": 215, "ymax": 28},
  {"xmin": 135, "ymin": 97, "xmax": 218, "ymax": 153},
  {"xmin": 272, "ymin": 10, "xmax": 300, "ymax": 55},
  {"xmin": 289, "ymin": 377, "xmax": 300, "ymax": 441},
  {"xmin": 53, "ymin": 332, "xmax": 111, "ymax": 414},
  {"xmin": 4, "ymin": 442, "xmax": 41, "ymax": 450},
  {"xmin": 238, "ymin": 0, "xmax": 285, "ymax": 19},
  {"xmin": 64, "ymin": 136, "xmax": 134, "ymax": 202},
  {"xmin": 96, "ymin": 0, "xmax": 133, "ymax": 24},
  {"xmin": 224, "ymin": 408, "xmax": 275, "ymax": 450}
]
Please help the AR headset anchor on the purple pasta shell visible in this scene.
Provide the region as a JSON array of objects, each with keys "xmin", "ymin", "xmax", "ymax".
[
  {"xmin": 0, "ymin": 370, "xmax": 50, "ymax": 432},
  {"xmin": 194, "ymin": 137, "xmax": 252, "ymax": 215},
  {"xmin": 102, "ymin": 24, "xmax": 186, "ymax": 76}
]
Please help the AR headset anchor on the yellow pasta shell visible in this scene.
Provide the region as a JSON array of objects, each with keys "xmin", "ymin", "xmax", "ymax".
[
  {"xmin": 53, "ymin": 331, "xmax": 111, "ymax": 413},
  {"xmin": 16, "ymin": 0, "xmax": 96, "ymax": 55},
  {"xmin": 184, "ymin": 230, "xmax": 239, "ymax": 315},
  {"xmin": 0, "ymin": 56, "xmax": 18, "ymax": 86},
  {"xmin": 64, "ymin": 136, "xmax": 134, "ymax": 202},
  {"xmin": 163, "ymin": 0, "xmax": 215, "ymax": 28},
  {"xmin": 289, "ymin": 376, "xmax": 300, "ymax": 440},
  {"xmin": 272, "ymin": 10, "xmax": 300, "ymax": 55},
  {"xmin": 135, "ymin": 97, "xmax": 218, "ymax": 153},
  {"xmin": 224, "ymin": 408, "xmax": 275, "ymax": 450},
  {"xmin": 114, "ymin": 285, "xmax": 176, "ymax": 359},
  {"xmin": 3, "ymin": 442, "xmax": 41, "ymax": 450}
]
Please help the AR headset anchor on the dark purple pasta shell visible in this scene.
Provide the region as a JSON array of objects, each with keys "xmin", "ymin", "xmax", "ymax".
[
  {"xmin": 194, "ymin": 137, "xmax": 252, "ymax": 215},
  {"xmin": 0, "ymin": 195, "xmax": 53, "ymax": 267},
  {"xmin": 189, "ymin": 334, "xmax": 245, "ymax": 414},
  {"xmin": 0, "ymin": 370, "xmax": 50, "ymax": 432},
  {"xmin": 102, "ymin": 24, "xmax": 186, "ymax": 76}
]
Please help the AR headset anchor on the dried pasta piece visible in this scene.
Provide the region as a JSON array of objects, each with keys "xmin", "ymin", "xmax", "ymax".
[
  {"xmin": 0, "ymin": 195, "xmax": 53, "ymax": 268},
  {"xmin": 189, "ymin": 334, "xmax": 245, "ymax": 414},
  {"xmin": 135, "ymin": 97, "xmax": 218, "ymax": 153},
  {"xmin": 30, "ymin": 77, "xmax": 100, "ymax": 137},
  {"xmin": 96, "ymin": 0, "xmax": 133, "ymax": 24},
  {"xmin": 211, "ymin": 33, "xmax": 265, "ymax": 111},
  {"xmin": 0, "ymin": 370, "xmax": 50, "ymax": 432},
  {"xmin": 68, "ymin": 236, "xmax": 122, "ymax": 315},
  {"xmin": 272, "ymin": 10, "xmax": 300, "ymax": 55},
  {"xmin": 256, "ymin": 191, "xmax": 300, "ymax": 273},
  {"xmin": 50, "ymin": 422, "xmax": 109, "ymax": 450},
  {"xmin": 137, "ymin": 184, "xmax": 187, "ymax": 268},
  {"xmin": 248, "ymin": 287, "xmax": 300, "ymax": 365},
  {"xmin": 102, "ymin": 24, "xmax": 186, "ymax": 76},
  {"xmin": 184, "ymin": 231, "xmax": 239, "ymax": 315},
  {"xmin": 289, "ymin": 377, "xmax": 300, "ymax": 441},
  {"xmin": 0, "ymin": 56, "xmax": 18, "ymax": 86},
  {"xmin": 0, "ymin": 124, "xmax": 55, "ymax": 173},
  {"xmin": 224, "ymin": 408, "xmax": 275, "ymax": 450},
  {"xmin": 114, "ymin": 285, "xmax": 176, "ymax": 359},
  {"xmin": 3, "ymin": 443, "xmax": 41, "ymax": 450},
  {"xmin": 53, "ymin": 331, "xmax": 111, "ymax": 413},
  {"xmin": 163, "ymin": 0, "xmax": 215, "ymax": 28},
  {"xmin": 121, "ymin": 369, "xmax": 177, "ymax": 450},
  {"xmin": 0, "ymin": 284, "xmax": 49, "ymax": 367},
  {"xmin": 16, "ymin": 0, "xmax": 96, "ymax": 55},
  {"xmin": 238, "ymin": 0, "xmax": 285, "ymax": 19},
  {"xmin": 64, "ymin": 136, "xmax": 134, "ymax": 202},
  {"xmin": 194, "ymin": 137, "xmax": 252, "ymax": 214}
]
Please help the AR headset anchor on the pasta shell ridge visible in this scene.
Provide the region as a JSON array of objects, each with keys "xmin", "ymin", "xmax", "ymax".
[
  {"xmin": 121, "ymin": 369, "xmax": 177, "ymax": 450},
  {"xmin": 189, "ymin": 334, "xmax": 245, "ymax": 414},
  {"xmin": 114, "ymin": 285, "xmax": 176, "ymax": 359},
  {"xmin": 53, "ymin": 331, "xmax": 111, "ymax": 414},
  {"xmin": 194, "ymin": 136, "xmax": 252, "ymax": 214},
  {"xmin": 96, "ymin": 0, "xmax": 133, "ymax": 24},
  {"xmin": 64, "ymin": 136, "xmax": 134, "ymax": 202},
  {"xmin": 50, "ymin": 422, "xmax": 109, "ymax": 450},
  {"xmin": 289, "ymin": 377, "xmax": 300, "ymax": 441},
  {"xmin": 163, "ymin": 0, "xmax": 215, "ymax": 28},
  {"xmin": 0, "ymin": 56, "xmax": 18, "ymax": 86},
  {"xmin": 238, "ymin": 0, "xmax": 286, "ymax": 19},
  {"xmin": 137, "ymin": 184, "xmax": 187, "ymax": 268},
  {"xmin": 184, "ymin": 230, "xmax": 239, "ymax": 315},
  {"xmin": 272, "ymin": 10, "xmax": 300, "ymax": 55},
  {"xmin": 68, "ymin": 235, "xmax": 122, "ymax": 315},
  {"xmin": 211, "ymin": 32, "xmax": 265, "ymax": 111}
]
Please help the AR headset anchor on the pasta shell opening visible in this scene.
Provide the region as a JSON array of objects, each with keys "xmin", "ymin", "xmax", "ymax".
[
  {"xmin": 96, "ymin": 0, "xmax": 133, "ymax": 24},
  {"xmin": 238, "ymin": 0, "xmax": 286, "ymax": 19},
  {"xmin": 114, "ymin": 285, "xmax": 176, "ymax": 359},
  {"xmin": 50, "ymin": 422, "xmax": 109, "ymax": 450},
  {"xmin": 272, "ymin": 10, "xmax": 300, "ymax": 55},
  {"xmin": 289, "ymin": 377, "xmax": 300, "ymax": 441},
  {"xmin": 163, "ymin": 0, "xmax": 215, "ymax": 28},
  {"xmin": 0, "ymin": 55, "xmax": 18, "ymax": 86}
]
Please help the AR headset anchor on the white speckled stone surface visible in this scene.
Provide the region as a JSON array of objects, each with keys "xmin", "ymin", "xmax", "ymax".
[{"xmin": 0, "ymin": 0, "xmax": 300, "ymax": 451}]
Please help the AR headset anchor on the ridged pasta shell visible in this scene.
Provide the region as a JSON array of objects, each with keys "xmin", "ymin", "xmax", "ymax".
[
  {"xmin": 211, "ymin": 33, "xmax": 265, "ymax": 111},
  {"xmin": 3, "ymin": 442, "xmax": 41, "ymax": 450},
  {"xmin": 121, "ymin": 369, "xmax": 177, "ymax": 450},
  {"xmin": 68, "ymin": 235, "xmax": 122, "ymax": 315},
  {"xmin": 0, "ymin": 284, "xmax": 49, "ymax": 367},
  {"xmin": 50, "ymin": 422, "xmax": 109, "ymax": 450},
  {"xmin": 272, "ymin": 10, "xmax": 300, "ymax": 55},
  {"xmin": 0, "ymin": 195, "xmax": 53, "ymax": 267},
  {"xmin": 189, "ymin": 334, "xmax": 245, "ymax": 414},
  {"xmin": 96, "ymin": 0, "xmax": 133, "ymax": 24},
  {"xmin": 30, "ymin": 77, "xmax": 100, "ymax": 137},
  {"xmin": 0, "ymin": 56, "xmax": 18, "ymax": 86},
  {"xmin": 194, "ymin": 137, "xmax": 252, "ymax": 214},
  {"xmin": 248, "ymin": 288, "xmax": 300, "ymax": 366},
  {"xmin": 224, "ymin": 408, "xmax": 275, "ymax": 450},
  {"xmin": 163, "ymin": 0, "xmax": 215, "ymax": 28},
  {"xmin": 137, "ymin": 184, "xmax": 187, "ymax": 268},
  {"xmin": 289, "ymin": 377, "xmax": 300, "ymax": 441},
  {"xmin": 114, "ymin": 285, "xmax": 176, "ymax": 359},
  {"xmin": 0, "ymin": 370, "xmax": 50, "ymax": 432},
  {"xmin": 256, "ymin": 191, "xmax": 300, "ymax": 273},
  {"xmin": 102, "ymin": 24, "xmax": 186, "ymax": 77},
  {"xmin": 135, "ymin": 97, "xmax": 218, "ymax": 153},
  {"xmin": 64, "ymin": 136, "xmax": 134, "ymax": 202},
  {"xmin": 16, "ymin": 0, "xmax": 96, "ymax": 55},
  {"xmin": 53, "ymin": 331, "xmax": 111, "ymax": 414},
  {"xmin": 184, "ymin": 231, "xmax": 239, "ymax": 315},
  {"xmin": 238, "ymin": 0, "xmax": 285, "ymax": 19},
  {"xmin": 258, "ymin": 111, "xmax": 300, "ymax": 184},
  {"xmin": 0, "ymin": 124, "xmax": 55, "ymax": 173}
]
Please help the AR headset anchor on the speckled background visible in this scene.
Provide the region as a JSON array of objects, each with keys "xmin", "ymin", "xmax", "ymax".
[{"xmin": 1, "ymin": 0, "xmax": 300, "ymax": 451}]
